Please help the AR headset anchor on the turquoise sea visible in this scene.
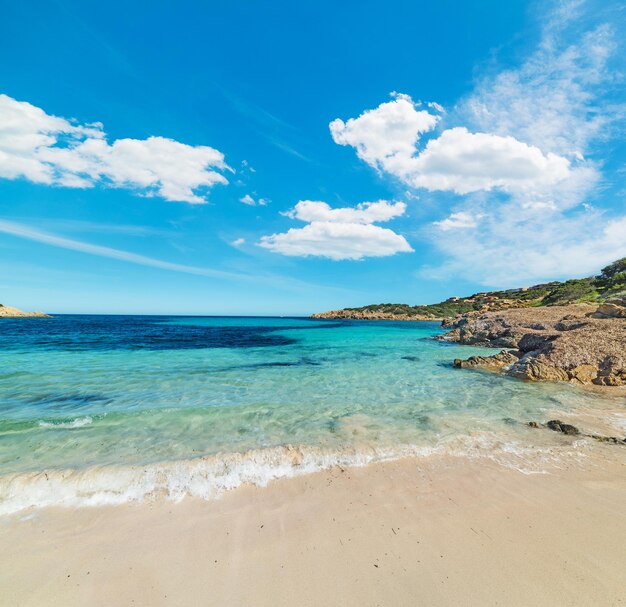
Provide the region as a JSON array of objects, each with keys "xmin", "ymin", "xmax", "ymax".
[{"xmin": 0, "ymin": 315, "xmax": 621, "ymax": 514}]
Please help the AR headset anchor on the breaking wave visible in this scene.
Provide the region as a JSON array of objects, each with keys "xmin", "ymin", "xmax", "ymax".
[{"xmin": 38, "ymin": 416, "xmax": 94, "ymax": 429}]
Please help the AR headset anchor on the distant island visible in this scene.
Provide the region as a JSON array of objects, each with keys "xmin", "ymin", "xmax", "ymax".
[
  {"xmin": 0, "ymin": 304, "xmax": 49, "ymax": 318},
  {"xmin": 314, "ymin": 258, "xmax": 626, "ymax": 387}
]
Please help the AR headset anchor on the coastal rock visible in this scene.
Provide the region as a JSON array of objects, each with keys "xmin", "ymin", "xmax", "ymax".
[
  {"xmin": 594, "ymin": 371, "xmax": 626, "ymax": 386},
  {"xmin": 0, "ymin": 304, "xmax": 49, "ymax": 318},
  {"xmin": 546, "ymin": 420, "xmax": 580, "ymax": 435},
  {"xmin": 443, "ymin": 303, "xmax": 626, "ymax": 386},
  {"xmin": 440, "ymin": 317, "xmax": 458, "ymax": 329},
  {"xmin": 590, "ymin": 293, "xmax": 626, "ymax": 319},
  {"xmin": 311, "ymin": 309, "xmax": 441, "ymax": 321},
  {"xmin": 507, "ymin": 358, "xmax": 570, "ymax": 382},
  {"xmin": 453, "ymin": 350, "xmax": 520, "ymax": 371},
  {"xmin": 438, "ymin": 327, "xmax": 461, "ymax": 341},
  {"xmin": 569, "ymin": 364, "xmax": 598, "ymax": 384},
  {"xmin": 590, "ymin": 434, "xmax": 626, "ymax": 444},
  {"xmin": 527, "ymin": 420, "xmax": 625, "ymax": 444}
]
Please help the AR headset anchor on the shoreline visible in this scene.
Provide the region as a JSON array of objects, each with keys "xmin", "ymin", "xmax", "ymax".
[
  {"xmin": 4, "ymin": 406, "xmax": 626, "ymax": 516},
  {"xmin": 2, "ymin": 382, "xmax": 625, "ymax": 516},
  {"xmin": 2, "ymin": 448, "xmax": 626, "ymax": 606}
]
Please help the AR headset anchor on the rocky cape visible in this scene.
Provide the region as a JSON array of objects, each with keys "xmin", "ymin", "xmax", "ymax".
[
  {"xmin": 311, "ymin": 257, "xmax": 626, "ymax": 323},
  {"xmin": 439, "ymin": 296, "xmax": 626, "ymax": 387},
  {"xmin": 311, "ymin": 309, "xmax": 442, "ymax": 321},
  {"xmin": 0, "ymin": 304, "xmax": 50, "ymax": 318}
]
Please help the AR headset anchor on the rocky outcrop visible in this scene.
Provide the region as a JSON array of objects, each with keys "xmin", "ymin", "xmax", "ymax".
[
  {"xmin": 590, "ymin": 293, "xmax": 626, "ymax": 319},
  {"xmin": 507, "ymin": 358, "xmax": 570, "ymax": 382},
  {"xmin": 453, "ymin": 350, "xmax": 521, "ymax": 371},
  {"xmin": 442, "ymin": 303, "xmax": 626, "ymax": 386},
  {"xmin": 311, "ymin": 309, "xmax": 441, "ymax": 321},
  {"xmin": 0, "ymin": 304, "xmax": 49, "ymax": 318},
  {"xmin": 312, "ymin": 257, "xmax": 626, "ymax": 324}
]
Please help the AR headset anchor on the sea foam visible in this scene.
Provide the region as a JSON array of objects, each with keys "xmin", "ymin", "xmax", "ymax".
[
  {"xmin": 38, "ymin": 416, "xmax": 93, "ymax": 429},
  {"xmin": 0, "ymin": 433, "xmax": 592, "ymax": 516}
]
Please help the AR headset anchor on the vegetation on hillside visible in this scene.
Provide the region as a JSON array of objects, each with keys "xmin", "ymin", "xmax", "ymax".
[{"xmin": 339, "ymin": 257, "xmax": 626, "ymax": 319}]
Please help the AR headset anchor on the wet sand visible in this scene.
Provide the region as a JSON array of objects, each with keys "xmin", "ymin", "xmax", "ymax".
[{"xmin": 2, "ymin": 447, "xmax": 626, "ymax": 607}]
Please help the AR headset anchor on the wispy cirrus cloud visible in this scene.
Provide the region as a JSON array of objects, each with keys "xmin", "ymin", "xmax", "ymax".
[
  {"xmin": 0, "ymin": 219, "xmax": 241, "ymax": 279},
  {"xmin": 432, "ymin": 211, "xmax": 482, "ymax": 231},
  {"xmin": 19, "ymin": 218, "xmax": 173, "ymax": 237},
  {"xmin": 423, "ymin": 1, "xmax": 626, "ymax": 284},
  {"xmin": 217, "ymin": 86, "xmax": 311, "ymax": 162},
  {"xmin": 0, "ymin": 94, "xmax": 230, "ymax": 203},
  {"xmin": 259, "ymin": 200, "xmax": 413, "ymax": 260},
  {"xmin": 0, "ymin": 219, "xmax": 358, "ymax": 294}
]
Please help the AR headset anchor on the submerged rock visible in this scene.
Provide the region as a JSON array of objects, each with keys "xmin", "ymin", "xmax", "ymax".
[
  {"xmin": 527, "ymin": 420, "xmax": 625, "ymax": 444},
  {"xmin": 546, "ymin": 419, "xmax": 580, "ymax": 436}
]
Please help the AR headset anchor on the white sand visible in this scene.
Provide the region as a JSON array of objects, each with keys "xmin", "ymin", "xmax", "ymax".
[{"xmin": 2, "ymin": 446, "xmax": 626, "ymax": 607}]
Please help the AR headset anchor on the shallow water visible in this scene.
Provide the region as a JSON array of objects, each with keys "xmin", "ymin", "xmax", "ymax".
[{"xmin": 0, "ymin": 315, "xmax": 623, "ymax": 513}]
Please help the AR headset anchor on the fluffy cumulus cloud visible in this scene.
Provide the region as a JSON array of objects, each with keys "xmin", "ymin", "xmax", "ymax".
[
  {"xmin": 283, "ymin": 199, "xmax": 406, "ymax": 224},
  {"xmin": 259, "ymin": 200, "xmax": 413, "ymax": 260},
  {"xmin": 407, "ymin": 127, "xmax": 570, "ymax": 194},
  {"xmin": 331, "ymin": 1, "xmax": 626, "ymax": 283},
  {"xmin": 329, "ymin": 93, "xmax": 439, "ymax": 173},
  {"xmin": 0, "ymin": 94, "xmax": 229, "ymax": 203},
  {"xmin": 424, "ymin": 3, "xmax": 626, "ymax": 285},
  {"xmin": 331, "ymin": 93, "xmax": 573, "ymax": 196}
]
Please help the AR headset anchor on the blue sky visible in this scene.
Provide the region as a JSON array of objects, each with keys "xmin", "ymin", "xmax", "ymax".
[{"xmin": 1, "ymin": 0, "xmax": 625, "ymax": 315}]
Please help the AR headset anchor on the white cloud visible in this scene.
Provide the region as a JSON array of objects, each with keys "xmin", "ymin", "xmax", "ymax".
[
  {"xmin": 284, "ymin": 199, "xmax": 406, "ymax": 224},
  {"xmin": 231, "ymin": 237, "xmax": 245, "ymax": 247},
  {"xmin": 330, "ymin": 93, "xmax": 439, "ymax": 176},
  {"xmin": 521, "ymin": 200, "xmax": 558, "ymax": 211},
  {"xmin": 422, "ymin": 210, "xmax": 626, "ymax": 286},
  {"xmin": 330, "ymin": 94, "xmax": 572, "ymax": 196},
  {"xmin": 239, "ymin": 194, "xmax": 268, "ymax": 206},
  {"xmin": 421, "ymin": 2, "xmax": 626, "ymax": 284},
  {"xmin": 0, "ymin": 94, "xmax": 229, "ymax": 203},
  {"xmin": 433, "ymin": 211, "xmax": 481, "ymax": 231},
  {"xmin": 331, "ymin": 2, "xmax": 626, "ymax": 283},
  {"xmin": 461, "ymin": 23, "xmax": 614, "ymax": 157},
  {"xmin": 406, "ymin": 127, "xmax": 570, "ymax": 194},
  {"xmin": 259, "ymin": 199, "xmax": 412, "ymax": 260},
  {"xmin": 427, "ymin": 101, "xmax": 445, "ymax": 113},
  {"xmin": 260, "ymin": 222, "xmax": 413, "ymax": 261}
]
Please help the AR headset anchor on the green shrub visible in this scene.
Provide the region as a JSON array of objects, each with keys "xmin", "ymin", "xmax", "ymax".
[
  {"xmin": 332, "ymin": 257, "xmax": 626, "ymax": 319},
  {"xmin": 597, "ymin": 257, "xmax": 626, "ymax": 293}
]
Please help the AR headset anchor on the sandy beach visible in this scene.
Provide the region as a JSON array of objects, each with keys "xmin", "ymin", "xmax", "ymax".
[
  {"xmin": 2, "ymin": 444, "xmax": 625, "ymax": 607},
  {"xmin": 3, "ymin": 0, "xmax": 626, "ymax": 603}
]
